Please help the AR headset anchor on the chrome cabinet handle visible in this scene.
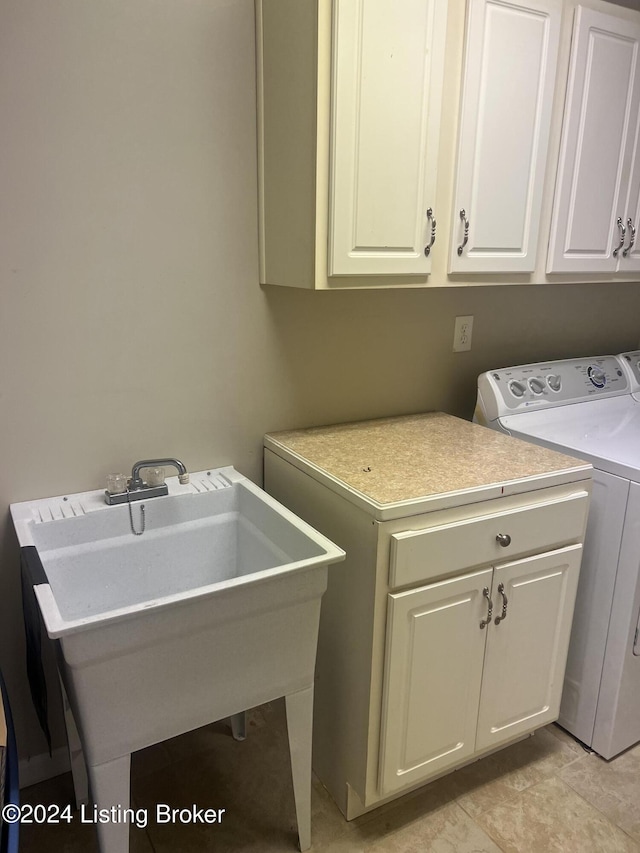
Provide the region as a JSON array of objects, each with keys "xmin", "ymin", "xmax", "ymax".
[
  {"xmin": 495, "ymin": 582, "xmax": 508, "ymax": 625},
  {"xmin": 424, "ymin": 208, "xmax": 436, "ymax": 257},
  {"xmin": 613, "ymin": 216, "xmax": 626, "ymax": 257},
  {"xmin": 496, "ymin": 533, "xmax": 511, "ymax": 548},
  {"xmin": 457, "ymin": 209, "xmax": 469, "ymax": 256},
  {"xmin": 480, "ymin": 587, "xmax": 493, "ymax": 629},
  {"xmin": 623, "ymin": 217, "xmax": 636, "ymax": 257}
]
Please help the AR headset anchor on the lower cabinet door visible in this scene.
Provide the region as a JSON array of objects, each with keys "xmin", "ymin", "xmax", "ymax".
[
  {"xmin": 475, "ymin": 545, "xmax": 582, "ymax": 752},
  {"xmin": 378, "ymin": 568, "xmax": 492, "ymax": 795}
]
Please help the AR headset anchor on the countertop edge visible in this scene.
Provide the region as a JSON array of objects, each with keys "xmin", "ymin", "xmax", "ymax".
[{"xmin": 264, "ymin": 437, "xmax": 592, "ymax": 521}]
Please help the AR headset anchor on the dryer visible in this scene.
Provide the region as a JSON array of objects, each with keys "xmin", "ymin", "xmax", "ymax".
[{"xmin": 476, "ymin": 355, "xmax": 640, "ymax": 759}]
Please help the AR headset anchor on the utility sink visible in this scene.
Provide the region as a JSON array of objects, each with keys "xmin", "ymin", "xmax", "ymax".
[
  {"xmin": 11, "ymin": 467, "xmax": 345, "ymax": 853},
  {"xmin": 15, "ymin": 467, "xmax": 339, "ymax": 636}
]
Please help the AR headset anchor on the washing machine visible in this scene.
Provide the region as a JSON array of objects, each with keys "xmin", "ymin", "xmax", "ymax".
[
  {"xmin": 475, "ymin": 355, "xmax": 640, "ymax": 759},
  {"xmin": 620, "ymin": 350, "xmax": 640, "ymax": 401}
]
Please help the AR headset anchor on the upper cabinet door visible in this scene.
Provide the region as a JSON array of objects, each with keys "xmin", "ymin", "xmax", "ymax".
[
  {"xmin": 617, "ymin": 109, "xmax": 640, "ymax": 272},
  {"xmin": 450, "ymin": 0, "xmax": 561, "ymax": 274},
  {"xmin": 547, "ymin": 7, "xmax": 640, "ymax": 274},
  {"xmin": 328, "ymin": 0, "xmax": 448, "ymax": 276}
]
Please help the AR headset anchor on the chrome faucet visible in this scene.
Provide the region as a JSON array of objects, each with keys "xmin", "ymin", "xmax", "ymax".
[
  {"xmin": 105, "ymin": 458, "xmax": 190, "ymax": 505},
  {"xmin": 130, "ymin": 458, "xmax": 190, "ymax": 489}
]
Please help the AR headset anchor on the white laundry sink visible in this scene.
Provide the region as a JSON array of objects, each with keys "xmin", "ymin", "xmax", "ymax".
[
  {"xmin": 11, "ymin": 467, "xmax": 344, "ymax": 853},
  {"xmin": 16, "ymin": 467, "xmax": 338, "ymax": 635}
]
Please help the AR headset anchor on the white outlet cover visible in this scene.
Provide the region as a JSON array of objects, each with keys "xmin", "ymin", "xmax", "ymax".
[{"xmin": 453, "ymin": 315, "xmax": 474, "ymax": 352}]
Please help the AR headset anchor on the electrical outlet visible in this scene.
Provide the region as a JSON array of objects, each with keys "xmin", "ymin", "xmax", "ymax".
[{"xmin": 453, "ymin": 315, "xmax": 473, "ymax": 352}]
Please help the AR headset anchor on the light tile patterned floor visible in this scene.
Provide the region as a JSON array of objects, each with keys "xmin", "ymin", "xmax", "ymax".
[{"xmin": 19, "ymin": 700, "xmax": 640, "ymax": 852}]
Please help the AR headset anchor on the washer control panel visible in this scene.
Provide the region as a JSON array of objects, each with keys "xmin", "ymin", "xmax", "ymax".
[
  {"xmin": 619, "ymin": 351, "xmax": 640, "ymax": 394},
  {"xmin": 476, "ymin": 355, "xmax": 630, "ymax": 422}
]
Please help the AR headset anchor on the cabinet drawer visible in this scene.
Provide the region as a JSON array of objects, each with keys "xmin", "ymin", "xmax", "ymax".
[{"xmin": 389, "ymin": 490, "xmax": 589, "ymax": 588}]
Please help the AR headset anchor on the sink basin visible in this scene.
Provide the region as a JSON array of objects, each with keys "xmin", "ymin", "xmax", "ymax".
[
  {"xmin": 11, "ymin": 466, "xmax": 344, "ymax": 853},
  {"xmin": 14, "ymin": 467, "xmax": 338, "ymax": 636}
]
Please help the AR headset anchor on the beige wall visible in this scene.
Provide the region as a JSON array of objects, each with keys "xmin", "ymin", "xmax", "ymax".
[
  {"xmin": 612, "ymin": 0, "xmax": 640, "ymax": 7},
  {"xmin": 1, "ymin": 0, "xmax": 640, "ymax": 769}
]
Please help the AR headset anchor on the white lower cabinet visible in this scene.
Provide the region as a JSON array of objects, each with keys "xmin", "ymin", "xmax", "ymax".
[
  {"xmin": 379, "ymin": 546, "xmax": 581, "ymax": 795},
  {"xmin": 379, "ymin": 569, "xmax": 491, "ymax": 794},
  {"xmin": 264, "ymin": 447, "xmax": 589, "ymax": 819},
  {"xmin": 476, "ymin": 547, "xmax": 581, "ymax": 750}
]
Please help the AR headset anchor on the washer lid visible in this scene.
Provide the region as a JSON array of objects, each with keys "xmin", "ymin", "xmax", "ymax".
[{"xmin": 500, "ymin": 395, "xmax": 640, "ymax": 483}]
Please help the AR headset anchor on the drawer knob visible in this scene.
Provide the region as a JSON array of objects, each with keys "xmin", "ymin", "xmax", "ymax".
[{"xmin": 496, "ymin": 533, "xmax": 511, "ymax": 547}]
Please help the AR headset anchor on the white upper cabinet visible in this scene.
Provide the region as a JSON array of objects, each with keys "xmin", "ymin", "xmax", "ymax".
[
  {"xmin": 623, "ymin": 152, "xmax": 640, "ymax": 271},
  {"xmin": 256, "ymin": 0, "xmax": 452, "ymax": 288},
  {"xmin": 257, "ymin": 0, "xmax": 640, "ymax": 287},
  {"xmin": 450, "ymin": 0, "xmax": 561, "ymax": 274},
  {"xmin": 547, "ymin": 6, "xmax": 640, "ymax": 274},
  {"xmin": 329, "ymin": 0, "xmax": 448, "ymax": 276}
]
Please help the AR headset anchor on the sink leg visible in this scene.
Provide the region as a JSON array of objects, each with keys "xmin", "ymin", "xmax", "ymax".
[
  {"xmin": 87, "ymin": 754, "xmax": 131, "ymax": 853},
  {"xmin": 58, "ymin": 675, "xmax": 89, "ymax": 809},
  {"xmin": 285, "ymin": 686, "xmax": 313, "ymax": 852},
  {"xmin": 230, "ymin": 711, "xmax": 247, "ymax": 741}
]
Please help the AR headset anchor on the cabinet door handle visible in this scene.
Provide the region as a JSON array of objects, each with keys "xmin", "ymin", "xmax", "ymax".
[
  {"xmin": 457, "ymin": 209, "xmax": 469, "ymax": 256},
  {"xmin": 613, "ymin": 216, "xmax": 626, "ymax": 257},
  {"xmin": 623, "ymin": 217, "xmax": 636, "ymax": 257},
  {"xmin": 480, "ymin": 586, "xmax": 493, "ymax": 629},
  {"xmin": 494, "ymin": 582, "xmax": 508, "ymax": 625},
  {"xmin": 495, "ymin": 533, "xmax": 511, "ymax": 547},
  {"xmin": 424, "ymin": 208, "xmax": 436, "ymax": 257}
]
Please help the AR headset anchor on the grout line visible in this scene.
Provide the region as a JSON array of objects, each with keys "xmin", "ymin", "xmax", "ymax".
[
  {"xmin": 449, "ymin": 800, "xmax": 511, "ymax": 853},
  {"xmin": 558, "ymin": 766, "xmax": 640, "ymax": 848}
]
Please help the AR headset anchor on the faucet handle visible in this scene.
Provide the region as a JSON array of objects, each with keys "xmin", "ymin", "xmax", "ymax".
[{"xmin": 145, "ymin": 467, "xmax": 166, "ymax": 487}]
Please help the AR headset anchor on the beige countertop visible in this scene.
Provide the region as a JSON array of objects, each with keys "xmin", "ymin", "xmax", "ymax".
[{"xmin": 265, "ymin": 412, "xmax": 591, "ymax": 518}]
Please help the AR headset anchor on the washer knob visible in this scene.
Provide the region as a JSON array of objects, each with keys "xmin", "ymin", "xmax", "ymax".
[
  {"xmin": 508, "ymin": 380, "xmax": 526, "ymax": 398},
  {"xmin": 588, "ymin": 365, "xmax": 606, "ymax": 388},
  {"xmin": 547, "ymin": 374, "xmax": 562, "ymax": 392},
  {"xmin": 528, "ymin": 377, "xmax": 545, "ymax": 395}
]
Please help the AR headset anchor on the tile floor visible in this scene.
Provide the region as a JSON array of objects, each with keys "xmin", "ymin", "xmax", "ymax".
[{"xmin": 18, "ymin": 700, "xmax": 640, "ymax": 852}]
